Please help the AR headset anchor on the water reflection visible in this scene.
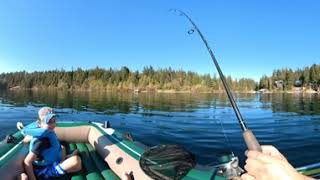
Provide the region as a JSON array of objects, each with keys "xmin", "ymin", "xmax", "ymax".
[
  {"xmin": 0, "ymin": 90, "xmax": 230, "ymax": 113},
  {"xmin": 259, "ymin": 93, "xmax": 320, "ymax": 115},
  {"xmin": 1, "ymin": 90, "xmax": 319, "ymax": 115},
  {"xmin": 0, "ymin": 90, "xmax": 320, "ymax": 167}
]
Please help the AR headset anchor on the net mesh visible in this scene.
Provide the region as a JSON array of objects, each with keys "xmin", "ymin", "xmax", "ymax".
[{"xmin": 139, "ymin": 144, "xmax": 196, "ymax": 180}]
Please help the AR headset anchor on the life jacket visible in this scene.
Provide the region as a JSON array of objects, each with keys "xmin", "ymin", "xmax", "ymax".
[{"xmin": 23, "ymin": 124, "xmax": 62, "ymax": 166}]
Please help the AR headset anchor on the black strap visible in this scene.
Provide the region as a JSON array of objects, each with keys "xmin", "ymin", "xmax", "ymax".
[{"xmin": 4, "ymin": 134, "xmax": 15, "ymax": 143}]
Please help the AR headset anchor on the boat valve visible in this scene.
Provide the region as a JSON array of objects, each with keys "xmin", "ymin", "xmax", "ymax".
[{"xmin": 103, "ymin": 121, "xmax": 111, "ymax": 128}]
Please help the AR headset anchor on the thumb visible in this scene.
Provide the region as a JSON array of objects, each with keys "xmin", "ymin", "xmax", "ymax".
[{"xmin": 246, "ymin": 150, "xmax": 276, "ymax": 163}]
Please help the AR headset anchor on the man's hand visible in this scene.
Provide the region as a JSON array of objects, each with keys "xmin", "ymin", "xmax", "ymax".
[{"xmin": 241, "ymin": 145, "xmax": 314, "ymax": 180}]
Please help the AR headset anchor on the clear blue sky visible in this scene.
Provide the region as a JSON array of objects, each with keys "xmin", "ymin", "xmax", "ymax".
[{"xmin": 0, "ymin": 1, "xmax": 319, "ymax": 81}]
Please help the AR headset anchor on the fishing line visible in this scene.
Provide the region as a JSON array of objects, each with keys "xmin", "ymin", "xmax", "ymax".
[
  {"xmin": 213, "ymin": 102, "xmax": 234, "ymax": 157},
  {"xmin": 217, "ymin": 116, "xmax": 233, "ymax": 155},
  {"xmin": 171, "ymin": 9, "xmax": 262, "ymax": 152}
]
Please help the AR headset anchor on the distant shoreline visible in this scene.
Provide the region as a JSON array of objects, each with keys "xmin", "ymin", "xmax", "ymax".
[
  {"xmin": 6, "ymin": 86, "xmax": 319, "ymax": 94},
  {"xmin": 1, "ymin": 64, "xmax": 319, "ymax": 94}
]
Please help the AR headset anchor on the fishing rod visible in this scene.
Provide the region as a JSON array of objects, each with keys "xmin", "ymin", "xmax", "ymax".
[{"xmin": 171, "ymin": 9, "xmax": 262, "ymax": 152}]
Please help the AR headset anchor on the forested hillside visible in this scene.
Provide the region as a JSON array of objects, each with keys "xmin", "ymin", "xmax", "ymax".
[
  {"xmin": 0, "ymin": 66, "xmax": 256, "ymax": 92},
  {"xmin": 1, "ymin": 64, "xmax": 319, "ymax": 92}
]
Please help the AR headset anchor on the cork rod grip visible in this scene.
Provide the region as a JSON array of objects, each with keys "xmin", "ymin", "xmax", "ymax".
[{"xmin": 243, "ymin": 129, "xmax": 262, "ymax": 152}]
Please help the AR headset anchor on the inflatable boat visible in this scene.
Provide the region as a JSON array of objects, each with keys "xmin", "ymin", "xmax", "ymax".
[{"xmin": 0, "ymin": 121, "xmax": 319, "ymax": 180}]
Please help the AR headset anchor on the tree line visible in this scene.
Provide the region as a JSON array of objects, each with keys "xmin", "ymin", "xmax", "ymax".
[
  {"xmin": 0, "ymin": 66, "xmax": 257, "ymax": 92},
  {"xmin": 259, "ymin": 64, "xmax": 320, "ymax": 91}
]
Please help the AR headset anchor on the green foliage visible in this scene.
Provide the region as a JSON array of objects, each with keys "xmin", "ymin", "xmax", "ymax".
[
  {"xmin": 237, "ymin": 78, "xmax": 256, "ymax": 91},
  {"xmin": 259, "ymin": 64, "xmax": 320, "ymax": 91},
  {"xmin": 0, "ymin": 66, "xmax": 259, "ymax": 92}
]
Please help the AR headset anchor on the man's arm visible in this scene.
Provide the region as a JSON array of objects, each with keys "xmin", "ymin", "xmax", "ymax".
[{"xmin": 24, "ymin": 152, "xmax": 37, "ymax": 180}]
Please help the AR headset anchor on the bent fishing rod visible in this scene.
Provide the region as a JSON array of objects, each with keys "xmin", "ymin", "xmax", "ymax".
[{"xmin": 171, "ymin": 9, "xmax": 262, "ymax": 152}]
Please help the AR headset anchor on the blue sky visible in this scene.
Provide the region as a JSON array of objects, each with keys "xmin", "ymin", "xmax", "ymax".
[{"xmin": 0, "ymin": 1, "xmax": 319, "ymax": 81}]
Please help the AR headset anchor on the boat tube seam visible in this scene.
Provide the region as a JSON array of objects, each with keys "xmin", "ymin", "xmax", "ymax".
[
  {"xmin": 56, "ymin": 122, "xmax": 143, "ymax": 159},
  {"xmin": 93, "ymin": 122, "xmax": 142, "ymax": 158}
]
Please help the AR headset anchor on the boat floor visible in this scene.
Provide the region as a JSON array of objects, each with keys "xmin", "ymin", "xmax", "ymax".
[{"xmin": 59, "ymin": 142, "xmax": 120, "ymax": 180}]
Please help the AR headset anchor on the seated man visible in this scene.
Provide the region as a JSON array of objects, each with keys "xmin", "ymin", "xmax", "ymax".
[{"xmin": 19, "ymin": 107, "xmax": 82, "ymax": 180}]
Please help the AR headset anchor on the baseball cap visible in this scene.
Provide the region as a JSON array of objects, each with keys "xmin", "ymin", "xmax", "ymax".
[{"xmin": 38, "ymin": 107, "xmax": 57, "ymax": 124}]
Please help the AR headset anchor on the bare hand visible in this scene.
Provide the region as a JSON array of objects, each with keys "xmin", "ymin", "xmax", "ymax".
[{"xmin": 241, "ymin": 145, "xmax": 311, "ymax": 180}]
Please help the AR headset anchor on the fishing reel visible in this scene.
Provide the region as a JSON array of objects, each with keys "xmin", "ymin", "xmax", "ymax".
[{"xmin": 215, "ymin": 153, "xmax": 244, "ymax": 179}]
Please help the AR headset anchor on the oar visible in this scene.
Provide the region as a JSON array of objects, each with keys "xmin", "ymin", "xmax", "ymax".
[{"xmin": 171, "ymin": 9, "xmax": 262, "ymax": 152}]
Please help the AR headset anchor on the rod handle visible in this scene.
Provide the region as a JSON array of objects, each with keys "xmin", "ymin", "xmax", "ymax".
[{"xmin": 243, "ymin": 129, "xmax": 262, "ymax": 152}]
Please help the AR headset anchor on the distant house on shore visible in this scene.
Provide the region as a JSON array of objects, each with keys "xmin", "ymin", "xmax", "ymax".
[
  {"xmin": 294, "ymin": 80, "xmax": 302, "ymax": 87},
  {"xmin": 259, "ymin": 88, "xmax": 269, "ymax": 93},
  {"xmin": 292, "ymin": 80, "xmax": 303, "ymax": 92},
  {"xmin": 9, "ymin": 86, "xmax": 21, "ymax": 90},
  {"xmin": 133, "ymin": 88, "xmax": 140, "ymax": 94},
  {"xmin": 274, "ymin": 80, "xmax": 284, "ymax": 89}
]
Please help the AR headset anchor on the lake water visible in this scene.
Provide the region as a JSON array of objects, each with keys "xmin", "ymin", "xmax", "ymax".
[{"xmin": 0, "ymin": 90, "xmax": 319, "ymax": 167}]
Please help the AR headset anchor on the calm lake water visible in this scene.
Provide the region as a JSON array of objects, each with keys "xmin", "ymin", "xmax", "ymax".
[{"xmin": 0, "ymin": 90, "xmax": 319, "ymax": 167}]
